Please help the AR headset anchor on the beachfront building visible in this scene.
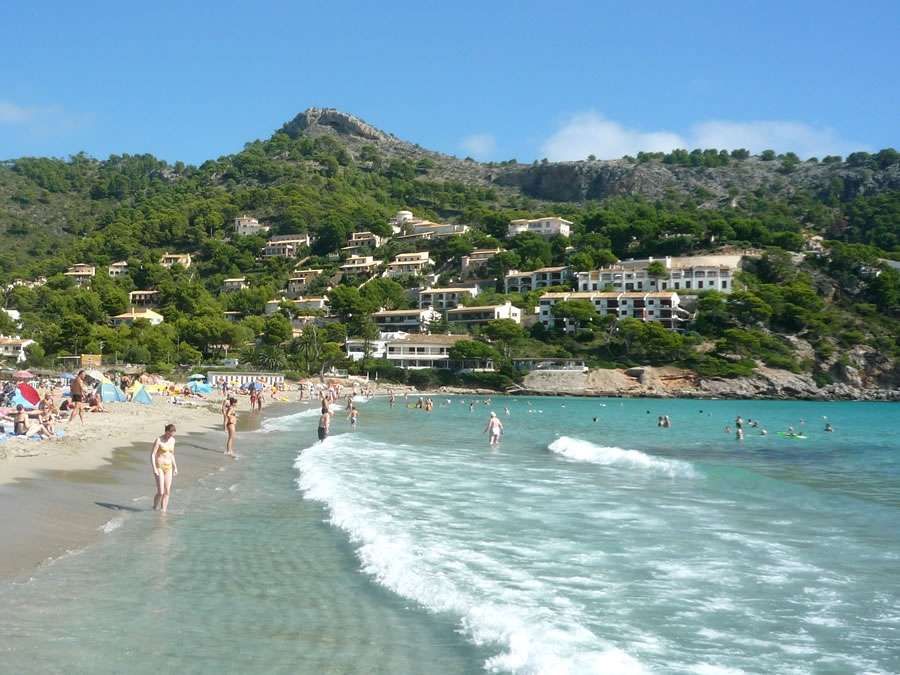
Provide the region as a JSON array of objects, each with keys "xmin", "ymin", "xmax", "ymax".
[
  {"xmin": 418, "ymin": 286, "xmax": 479, "ymax": 310},
  {"xmin": 342, "ymin": 231, "xmax": 385, "ymax": 251},
  {"xmin": 372, "ymin": 307, "xmax": 442, "ymax": 333},
  {"xmin": 0, "ymin": 336, "xmax": 35, "ymax": 363},
  {"xmin": 263, "ymin": 234, "xmax": 311, "ymax": 259},
  {"xmin": 384, "ymin": 333, "xmax": 472, "ymax": 369},
  {"xmin": 345, "ymin": 337, "xmax": 390, "ymax": 361},
  {"xmin": 128, "ymin": 290, "xmax": 160, "ymax": 307},
  {"xmin": 264, "ymin": 296, "xmax": 328, "ymax": 315},
  {"xmin": 112, "ymin": 308, "xmax": 165, "ymax": 326},
  {"xmin": 108, "ymin": 261, "xmax": 129, "ymax": 278},
  {"xmin": 507, "ymin": 216, "xmax": 573, "ymax": 239},
  {"xmin": 384, "ymin": 252, "xmax": 435, "ymax": 278},
  {"xmin": 575, "ymin": 255, "xmax": 743, "ymax": 294},
  {"xmin": 222, "ymin": 277, "xmax": 248, "ymax": 292},
  {"xmin": 64, "ymin": 264, "xmax": 96, "ymax": 287},
  {"xmin": 340, "ymin": 255, "xmax": 380, "ymax": 277},
  {"xmin": 287, "ymin": 269, "xmax": 323, "ymax": 296},
  {"xmin": 461, "ymin": 248, "xmax": 504, "ymax": 278},
  {"xmin": 447, "ymin": 301, "xmax": 522, "ymax": 327},
  {"xmin": 233, "ymin": 215, "xmax": 271, "ymax": 237},
  {"xmin": 159, "ymin": 252, "xmax": 192, "ymax": 269},
  {"xmin": 538, "ymin": 291, "xmax": 689, "ymax": 330},
  {"xmin": 504, "ymin": 266, "xmax": 571, "ymax": 294}
]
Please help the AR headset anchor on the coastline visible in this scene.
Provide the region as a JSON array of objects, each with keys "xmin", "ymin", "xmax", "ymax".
[{"xmin": 0, "ymin": 395, "xmax": 281, "ymax": 580}]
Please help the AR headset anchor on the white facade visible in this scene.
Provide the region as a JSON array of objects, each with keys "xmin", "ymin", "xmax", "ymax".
[
  {"xmin": 343, "ymin": 231, "xmax": 385, "ymax": 250},
  {"xmin": 263, "ymin": 235, "xmax": 311, "ymax": 258},
  {"xmin": 108, "ymin": 261, "xmax": 128, "ymax": 278},
  {"xmin": 0, "ymin": 336, "xmax": 34, "ymax": 363},
  {"xmin": 384, "ymin": 334, "xmax": 471, "ymax": 369},
  {"xmin": 507, "ymin": 217, "xmax": 572, "ymax": 238},
  {"xmin": 340, "ymin": 255, "xmax": 380, "ymax": 275},
  {"xmin": 222, "ymin": 278, "xmax": 248, "ymax": 292},
  {"xmin": 418, "ymin": 286, "xmax": 479, "ymax": 310},
  {"xmin": 65, "ymin": 264, "xmax": 96, "ymax": 287},
  {"xmin": 410, "ymin": 221, "xmax": 469, "ymax": 238},
  {"xmin": 461, "ymin": 248, "xmax": 503, "ymax": 278},
  {"xmin": 112, "ymin": 308, "xmax": 165, "ymax": 326},
  {"xmin": 576, "ymin": 255, "xmax": 742, "ymax": 294},
  {"xmin": 265, "ymin": 296, "xmax": 328, "ymax": 315},
  {"xmin": 446, "ymin": 301, "xmax": 522, "ymax": 326},
  {"xmin": 345, "ymin": 337, "xmax": 389, "ymax": 361},
  {"xmin": 384, "ymin": 251, "xmax": 434, "ymax": 278},
  {"xmin": 504, "ymin": 266, "xmax": 571, "ymax": 293},
  {"xmin": 372, "ymin": 307, "xmax": 441, "ymax": 332},
  {"xmin": 538, "ymin": 291, "xmax": 689, "ymax": 330},
  {"xmin": 234, "ymin": 215, "xmax": 271, "ymax": 237}
]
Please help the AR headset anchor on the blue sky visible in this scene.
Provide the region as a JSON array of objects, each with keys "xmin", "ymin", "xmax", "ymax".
[{"xmin": 1, "ymin": 1, "xmax": 897, "ymax": 163}]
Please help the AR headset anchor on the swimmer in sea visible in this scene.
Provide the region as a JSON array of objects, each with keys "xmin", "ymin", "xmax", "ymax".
[
  {"xmin": 484, "ymin": 411, "xmax": 504, "ymax": 448},
  {"xmin": 504, "ymin": 407, "xmax": 510, "ymax": 416},
  {"xmin": 825, "ymin": 423, "xmax": 833, "ymax": 432}
]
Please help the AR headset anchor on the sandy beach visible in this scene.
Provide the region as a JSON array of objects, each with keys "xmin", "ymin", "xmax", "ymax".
[{"xmin": 0, "ymin": 394, "xmax": 257, "ymax": 579}]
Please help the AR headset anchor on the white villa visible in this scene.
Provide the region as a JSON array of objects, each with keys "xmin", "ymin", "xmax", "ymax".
[
  {"xmin": 287, "ymin": 269, "xmax": 323, "ymax": 296},
  {"xmin": 461, "ymin": 248, "xmax": 503, "ymax": 278},
  {"xmin": 504, "ymin": 266, "xmax": 571, "ymax": 294},
  {"xmin": 418, "ymin": 286, "xmax": 479, "ymax": 310},
  {"xmin": 447, "ymin": 301, "xmax": 522, "ymax": 326},
  {"xmin": 222, "ymin": 277, "xmax": 248, "ymax": 292},
  {"xmin": 538, "ymin": 291, "xmax": 690, "ymax": 330},
  {"xmin": 384, "ymin": 252, "xmax": 434, "ymax": 278},
  {"xmin": 575, "ymin": 255, "xmax": 743, "ymax": 294},
  {"xmin": 112, "ymin": 308, "xmax": 165, "ymax": 326},
  {"xmin": 507, "ymin": 217, "xmax": 572, "ymax": 238},
  {"xmin": 343, "ymin": 231, "xmax": 385, "ymax": 251},
  {"xmin": 233, "ymin": 215, "xmax": 271, "ymax": 237},
  {"xmin": 64, "ymin": 264, "xmax": 96, "ymax": 287},
  {"xmin": 108, "ymin": 261, "xmax": 129, "ymax": 278},
  {"xmin": 384, "ymin": 333, "xmax": 472, "ymax": 369},
  {"xmin": 340, "ymin": 255, "xmax": 380, "ymax": 276},
  {"xmin": 128, "ymin": 290, "xmax": 160, "ymax": 307},
  {"xmin": 0, "ymin": 336, "xmax": 35, "ymax": 363},
  {"xmin": 159, "ymin": 252, "xmax": 192, "ymax": 269},
  {"xmin": 372, "ymin": 307, "xmax": 442, "ymax": 333},
  {"xmin": 263, "ymin": 234, "xmax": 311, "ymax": 259},
  {"xmin": 265, "ymin": 296, "xmax": 328, "ymax": 315}
]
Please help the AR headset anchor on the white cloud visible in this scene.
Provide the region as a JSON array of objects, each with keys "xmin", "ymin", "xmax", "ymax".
[
  {"xmin": 0, "ymin": 102, "xmax": 36, "ymax": 124},
  {"xmin": 460, "ymin": 133, "xmax": 497, "ymax": 159},
  {"xmin": 541, "ymin": 111, "xmax": 865, "ymax": 161}
]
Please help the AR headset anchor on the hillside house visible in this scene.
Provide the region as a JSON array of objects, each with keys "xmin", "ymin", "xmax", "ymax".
[
  {"xmin": 0, "ymin": 336, "xmax": 35, "ymax": 363},
  {"xmin": 128, "ymin": 290, "xmax": 160, "ymax": 307},
  {"xmin": 372, "ymin": 307, "xmax": 442, "ymax": 333},
  {"xmin": 233, "ymin": 215, "xmax": 271, "ymax": 237},
  {"xmin": 446, "ymin": 301, "xmax": 522, "ymax": 326},
  {"xmin": 340, "ymin": 255, "xmax": 380, "ymax": 276},
  {"xmin": 112, "ymin": 308, "xmax": 165, "ymax": 326},
  {"xmin": 418, "ymin": 286, "xmax": 479, "ymax": 310},
  {"xmin": 222, "ymin": 277, "xmax": 248, "ymax": 292},
  {"xmin": 507, "ymin": 217, "xmax": 572, "ymax": 238},
  {"xmin": 384, "ymin": 252, "xmax": 434, "ymax": 278},
  {"xmin": 263, "ymin": 234, "xmax": 311, "ymax": 259},
  {"xmin": 342, "ymin": 231, "xmax": 385, "ymax": 251},
  {"xmin": 265, "ymin": 296, "xmax": 329, "ymax": 315},
  {"xmin": 538, "ymin": 291, "xmax": 690, "ymax": 330},
  {"xmin": 64, "ymin": 264, "xmax": 96, "ymax": 287},
  {"xmin": 159, "ymin": 252, "xmax": 192, "ymax": 269},
  {"xmin": 108, "ymin": 261, "xmax": 129, "ymax": 278},
  {"xmin": 461, "ymin": 248, "xmax": 503, "ymax": 278},
  {"xmin": 504, "ymin": 266, "xmax": 571, "ymax": 293},
  {"xmin": 575, "ymin": 255, "xmax": 743, "ymax": 294},
  {"xmin": 287, "ymin": 269, "xmax": 323, "ymax": 296}
]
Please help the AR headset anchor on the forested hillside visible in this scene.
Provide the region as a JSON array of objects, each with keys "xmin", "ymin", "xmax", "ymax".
[{"xmin": 0, "ymin": 108, "xmax": 898, "ymax": 392}]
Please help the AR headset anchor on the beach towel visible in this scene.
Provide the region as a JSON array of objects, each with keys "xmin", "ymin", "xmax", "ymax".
[
  {"xmin": 132, "ymin": 386, "xmax": 153, "ymax": 405},
  {"xmin": 16, "ymin": 382, "xmax": 41, "ymax": 406}
]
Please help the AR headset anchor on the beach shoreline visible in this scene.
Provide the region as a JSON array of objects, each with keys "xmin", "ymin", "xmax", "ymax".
[{"xmin": 0, "ymin": 394, "xmax": 294, "ymax": 581}]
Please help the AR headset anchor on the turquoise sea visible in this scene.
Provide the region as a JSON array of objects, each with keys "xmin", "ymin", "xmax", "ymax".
[{"xmin": 1, "ymin": 396, "xmax": 898, "ymax": 674}]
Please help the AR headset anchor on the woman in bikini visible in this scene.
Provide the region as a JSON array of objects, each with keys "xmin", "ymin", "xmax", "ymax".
[
  {"xmin": 224, "ymin": 397, "xmax": 238, "ymax": 457},
  {"xmin": 151, "ymin": 424, "xmax": 178, "ymax": 512}
]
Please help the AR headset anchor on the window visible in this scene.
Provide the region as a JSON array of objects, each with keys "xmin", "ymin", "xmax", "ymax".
[
  {"xmin": 685, "ymin": 281, "xmax": 691, "ymax": 289},
  {"xmin": 721, "ymin": 280, "xmax": 728, "ymax": 289},
  {"xmin": 698, "ymin": 281, "xmax": 704, "ymax": 289}
]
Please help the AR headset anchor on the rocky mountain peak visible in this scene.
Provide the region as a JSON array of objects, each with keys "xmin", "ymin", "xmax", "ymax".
[{"xmin": 281, "ymin": 107, "xmax": 392, "ymax": 143}]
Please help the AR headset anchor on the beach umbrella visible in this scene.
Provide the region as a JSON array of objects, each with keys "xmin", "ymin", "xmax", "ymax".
[
  {"xmin": 188, "ymin": 373, "xmax": 206, "ymax": 381},
  {"xmin": 13, "ymin": 370, "xmax": 33, "ymax": 380},
  {"xmin": 85, "ymin": 369, "xmax": 111, "ymax": 384},
  {"xmin": 16, "ymin": 382, "xmax": 41, "ymax": 405}
]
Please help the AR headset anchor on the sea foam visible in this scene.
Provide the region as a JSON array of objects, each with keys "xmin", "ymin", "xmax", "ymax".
[
  {"xmin": 295, "ymin": 437, "xmax": 647, "ymax": 675},
  {"xmin": 548, "ymin": 436, "xmax": 699, "ymax": 478}
]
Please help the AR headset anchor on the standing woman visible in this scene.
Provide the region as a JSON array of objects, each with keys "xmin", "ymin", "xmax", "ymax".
[
  {"xmin": 151, "ymin": 424, "xmax": 178, "ymax": 512},
  {"xmin": 224, "ymin": 396, "xmax": 238, "ymax": 457}
]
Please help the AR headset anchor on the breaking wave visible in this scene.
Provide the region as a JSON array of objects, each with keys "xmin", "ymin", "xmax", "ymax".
[{"xmin": 548, "ymin": 436, "xmax": 699, "ymax": 478}]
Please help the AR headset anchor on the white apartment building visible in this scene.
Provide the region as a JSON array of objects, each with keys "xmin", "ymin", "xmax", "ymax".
[
  {"xmin": 263, "ymin": 234, "xmax": 311, "ymax": 259},
  {"xmin": 507, "ymin": 216, "xmax": 573, "ymax": 238},
  {"xmin": 233, "ymin": 215, "xmax": 271, "ymax": 237},
  {"xmin": 112, "ymin": 308, "xmax": 165, "ymax": 326},
  {"xmin": 65, "ymin": 264, "xmax": 96, "ymax": 287},
  {"xmin": 343, "ymin": 231, "xmax": 385, "ymax": 250},
  {"xmin": 287, "ymin": 269, "xmax": 323, "ymax": 296},
  {"xmin": 264, "ymin": 296, "xmax": 329, "ymax": 315},
  {"xmin": 340, "ymin": 255, "xmax": 380, "ymax": 276},
  {"xmin": 222, "ymin": 277, "xmax": 248, "ymax": 292},
  {"xmin": 410, "ymin": 221, "xmax": 469, "ymax": 238},
  {"xmin": 418, "ymin": 286, "xmax": 479, "ymax": 310},
  {"xmin": 160, "ymin": 252, "xmax": 192, "ymax": 269},
  {"xmin": 108, "ymin": 261, "xmax": 128, "ymax": 278},
  {"xmin": 446, "ymin": 301, "xmax": 522, "ymax": 326},
  {"xmin": 128, "ymin": 290, "xmax": 160, "ymax": 307},
  {"xmin": 0, "ymin": 336, "xmax": 34, "ymax": 363},
  {"xmin": 372, "ymin": 307, "xmax": 442, "ymax": 333},
  {"xmin": 576, "ymin": 255, "xmax": 742, "ymax": 294},
  {"xmin": 384, "ymin": 251, "xmax": 434, "ymax": 278},
  {"xmin": 504, "ymin": 266, "xmax": 571, "ymax": 293},
  {"xmin": 538, "ymin": 291, "xmax": 689, "ymax": 330},
  {"xmin": 384, "ymin": 334, "xmax": 472, "ymax": 369},
  {"xmin": 345, "ymin": 337, "xmax": 389, "ymax": 361},
  {"xmin": 461, "ymin": 248, "xmax": 503, "ymax": 278}
]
